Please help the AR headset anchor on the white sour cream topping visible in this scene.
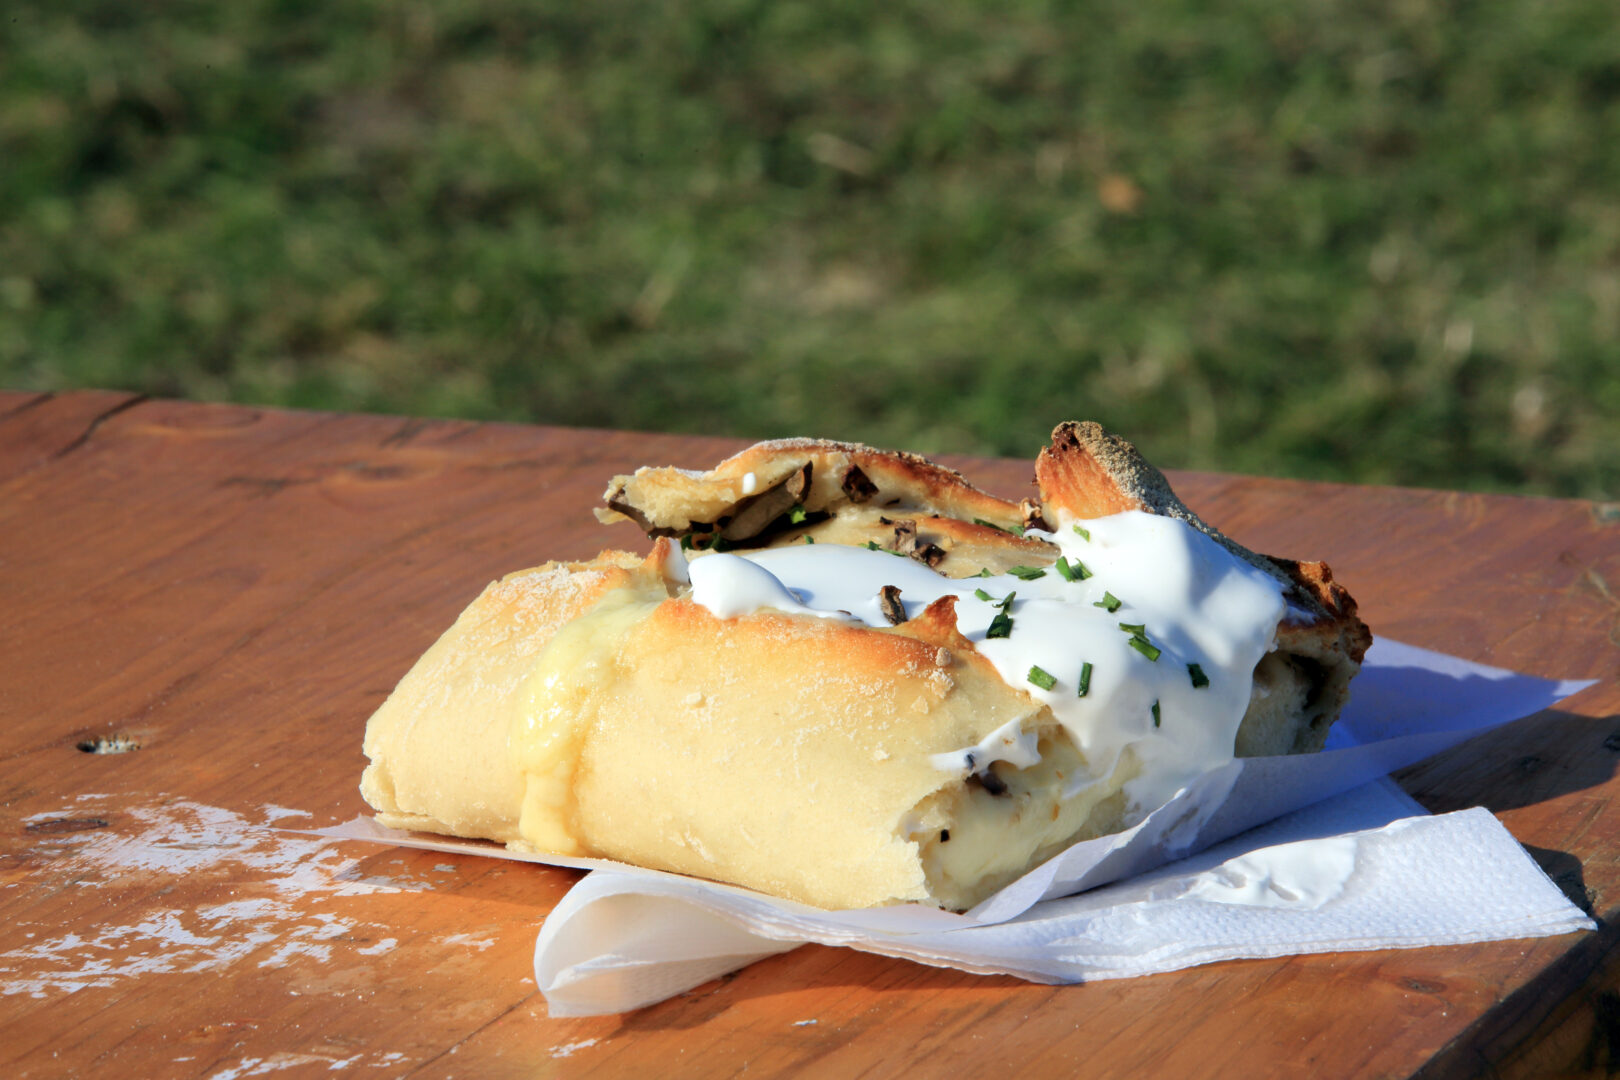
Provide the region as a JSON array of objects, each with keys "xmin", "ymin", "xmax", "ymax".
[
  {"xmin": 686, "ymin": 552, "xmax": 855, "ymax": 622},
  {"xmin": 687, "ymin": 511, "xmax": 1285, "ymax": 819}
]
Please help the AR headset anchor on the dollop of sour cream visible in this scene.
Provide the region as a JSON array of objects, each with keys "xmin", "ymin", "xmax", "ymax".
[{"xmin": 686, "ymin": 511, "xmax": 1285, "ymax": 819}]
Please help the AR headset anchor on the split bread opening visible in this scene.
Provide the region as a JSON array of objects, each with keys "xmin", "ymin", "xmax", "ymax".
[{"xmin": 361, "ymin": 422, "xmax": 1371, "ymax": 911}]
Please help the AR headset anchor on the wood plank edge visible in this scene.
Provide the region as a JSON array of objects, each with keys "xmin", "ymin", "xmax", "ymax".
[{"xmin": 1412, "ymin": 913, "xmax": 1620, "ymax": 1079}]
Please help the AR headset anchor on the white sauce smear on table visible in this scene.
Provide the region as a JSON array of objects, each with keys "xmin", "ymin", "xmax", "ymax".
[{"xmin": 688, "ymin": 511, "xmax": 1285, "ymax": 819}]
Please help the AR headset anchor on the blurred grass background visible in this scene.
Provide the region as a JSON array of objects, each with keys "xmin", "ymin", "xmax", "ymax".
[{"xmin": 2, "ymin": 0, "xmax": 1617, "ymax": 497}]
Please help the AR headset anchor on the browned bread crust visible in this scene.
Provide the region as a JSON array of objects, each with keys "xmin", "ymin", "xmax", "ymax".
[
  {"xmin": 599, "ymin": 421, "xmax": 1373, "ymax": 756},
  {"xmin": 361, "ymin": 423, "xmax": 1374, "ymax": 910}
]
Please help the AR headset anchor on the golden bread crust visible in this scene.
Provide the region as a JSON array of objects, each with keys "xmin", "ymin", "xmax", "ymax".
[
  {"xmin": 359, "ymin": 551, "xmax": 651, "ymax": 843},
  {"xmin": 364, "ymin": 544, "xmax": 1064, "ymax": 909},
  {"xmin": 598, "ymin": 436, "xmax": 1030, "ymax": 541},
  {"xmin": 599, "ymin": 421, "xmax": 1372, "ymax": 755},
  {"xmin": 361, "ymin": 422, "xmax": 1372, "ymax": 909}
]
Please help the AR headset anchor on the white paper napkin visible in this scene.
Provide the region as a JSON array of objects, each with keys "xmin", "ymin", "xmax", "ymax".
[
  {"xmin": 318, "ymin": 639, "xmax": 1598, "ymax": 1016},
  {"xmin": 534, "ymin": 779, "xmax": 1593, "ymax": 1015}
]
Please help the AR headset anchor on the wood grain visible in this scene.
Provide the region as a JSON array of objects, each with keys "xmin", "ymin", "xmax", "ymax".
[{"xmin": 0, "ymin": 391, "xmax": 1615, "ymax": 1078}]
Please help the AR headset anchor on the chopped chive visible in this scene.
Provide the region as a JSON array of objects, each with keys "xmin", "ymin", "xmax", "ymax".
[
  {"xmin": 803, "ymin": 534, "xmax": 815, "ymax": 544},
  {"xmin": 1117, "ymin": 621, "xmax": 1146, "ymax": 635},
  {"xmin": 978, "ymin": 567, "xmax": 994, "ymax": 578},
  {"xmin": 1077, "ymin": 661, "xmax": 1093, "ymax": 698},
  {"xmin": 1008, "ymin": 565, "xmax": 1047, "ymax": 580},
  {"xmin": 1027, "ymin": 665, "xmax": 1057, "ymax": 691},
  {"xmin": 974, "ymin": 588, "xmax": 993, "ymax": 602},
  {"xmin": 1188, "ymin": 663, "xmax": 1209, "ymax": 688},
  {"xmin": 1009, "ymin": 523, "xmax": 1027, "ymax": 537},
  {"xmin": 1152, "ymin": 700, "xmax": 1161, "ymax": 727},
  {"xmin": 987, "ymin": 593, "xmax": 1016, "ymax": 637},
  {"xmin": 711, "ymin": 534, "xmax": 731, "ymax": 552},
  {"xmin": 866, "ymin": 540, "xmax": 880, "ymax": 551},
  {"xmin": 1072, "ymin": 524, "xmax": 1091, "ymax": 541},
  {"xmin": 788, "ymin": 504, "xmax": 808, "ymax": 524},
  {"xmin": 1093, "ymin": 592, "xmax": 1122, "ymax": 613},
  {"xmin": 680, "ymin": 535, "xmax": 694, "ymax": 551},
  {"xmin": 1128, "ymin": 635, "xmax": 1162, "ymax": 662},
  {"xmin": 1056, "ymin": 556, "xmax": 1092, "ymax": 581},
  {"xmin": 973, "ymin": 517, "xmax": 1009, "ymax": 534}
]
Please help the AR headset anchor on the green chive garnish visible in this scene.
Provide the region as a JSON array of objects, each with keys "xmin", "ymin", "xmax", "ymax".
[
  {"xmin": 974, "ymin": 588, "xmax": 993, "ymax": 602},
  {"xmin": 1009, "ymin": 523, "xmax": 1027, "ymax": 536},
  {"xmin": 866, "ymin": 540, "xmax": 880, "ymax": 551},
  {"xmin": 788, "ymin": 504, "xmax": 808, "ymax": 524},
  {"xmin": 1188, "ymin": 663, "xmax": 1209, "ymax": 688},
  {"xmin": 1128, "ymin": 635, "xmax": 1162, "ymax": 661},
  {"xmin": 1027, "ymin": 665, "xmax": 1057, "ymax": 691},
  {"xmin": 680, "ymin": 535, "xmax": 694, "ymax": 551},
  {"xmin": 973, "ymin": 518, "xmax": 1009, "ymax": 534},
  {"xmin": 1055, "ymin": 556, "xmax": 1091, "ymax": 581},
  {"xmin": 803, "ymin": 534, "xmax": 815, "ymax": 544},
  {"xmin": 1093, "ymin": 592, "xmax": 1122, "ymax": 613},
  {"xmin": 1152, "ymin": 700, "xmax": 1161, "ymax": 727},
  {"xmin": 1073, "ymin": 524, "xmax": 1091, "ymax": 541},
  {"xmin": 1120, "ymin": 620, "xmax": 1160, "ymax": 660},
  {"xmin": 711, "ymin": 534, "xmax": 731, "ymax": 552},
  {"xmin": 985, "ymin": 591, "xmax": 1016, "ymax": 637},
  {"xmin": 1077, "ymin": 661, "xmax": 1093, "ymax": 698},
  {"xmin": 978, "ymin": 567, "xmax": 994, "ymax": 578},
  {"xmin": 1008, "ymin": 565, "xmax": 1047, "ymax": 581}
]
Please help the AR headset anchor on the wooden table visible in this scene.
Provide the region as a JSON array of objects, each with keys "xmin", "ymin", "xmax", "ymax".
[{"xmin": 2, "ymin": 390, "xmax": 1616, "ymax": 1079}]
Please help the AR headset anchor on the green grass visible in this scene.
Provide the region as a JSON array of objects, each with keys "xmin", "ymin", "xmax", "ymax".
[{"xmin": 3, "ymin": 0, "xmax": 1618, "ymax": 497}]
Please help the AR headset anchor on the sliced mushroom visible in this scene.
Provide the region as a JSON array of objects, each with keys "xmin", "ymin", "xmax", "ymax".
[
  {"xmin": 841, "ymin": 464, "xmax": 878, "ymax": 503},
  {"xmin": 888, "ymin": 518, "xmax": 946, "ymax": 568},
  {"xmin": 719, "ymin": 462, "xmax": 813, "ymax": 541},
  {"xmin": 1019, "ymin": 498, "xmax": 1051, "ymax": 535}
]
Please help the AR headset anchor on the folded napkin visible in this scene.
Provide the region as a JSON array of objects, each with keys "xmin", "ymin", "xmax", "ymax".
[
  {"xmin": 535, "ymin": 779, "xmax": 1593, "ymax": 1015},
  {"xmin": 320, "ymin": 640, "xmax": 1596, "ymax": 1016}
]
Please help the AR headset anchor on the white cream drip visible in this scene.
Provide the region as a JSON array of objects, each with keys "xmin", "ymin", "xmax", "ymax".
[{"xmin": 929, "ymin": 716, "xmax": 1042, "ymax": 774}]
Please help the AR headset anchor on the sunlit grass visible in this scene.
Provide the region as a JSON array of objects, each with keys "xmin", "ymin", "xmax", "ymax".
[{"xmin": 2, "ymin": 0, "xmax": 1616, "ymax": 497}]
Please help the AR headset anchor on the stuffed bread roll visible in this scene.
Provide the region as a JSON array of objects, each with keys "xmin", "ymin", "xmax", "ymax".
[{"xmin": 360, "ymin": 423, "xmax": 1370, "ymax": 910}]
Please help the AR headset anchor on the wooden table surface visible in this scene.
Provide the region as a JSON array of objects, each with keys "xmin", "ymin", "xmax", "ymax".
[{"xmin": 2, "ymin": 390, "xmax": 1617, "ymax": 1079}]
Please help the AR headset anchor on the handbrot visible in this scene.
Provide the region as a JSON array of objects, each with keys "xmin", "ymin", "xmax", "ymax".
[{"xmin": 360, "ymin": 423, "xmax": 1371, "ymax": 910}]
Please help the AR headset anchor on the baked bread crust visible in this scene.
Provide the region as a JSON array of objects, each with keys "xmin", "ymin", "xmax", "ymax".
[
  {"xmin": 599, "ymin": 422, "xmax": 1372, "ymax": 755},
  {"xmin": 361, "ymin": 423, "xmax": 1372, "ymax": 910}
]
